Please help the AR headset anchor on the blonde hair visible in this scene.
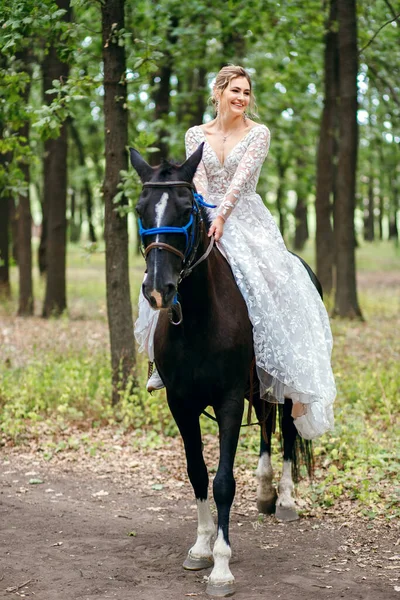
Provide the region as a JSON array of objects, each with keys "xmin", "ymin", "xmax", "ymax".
[{"xmin": 211, "ymin": 65, "xmax": 256, "ymax": 115}]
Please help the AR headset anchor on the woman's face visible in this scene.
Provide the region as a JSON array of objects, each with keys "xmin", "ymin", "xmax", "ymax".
[{"xmin": 217, "ymin": 76, "xmax": 251, "ymax": 118}]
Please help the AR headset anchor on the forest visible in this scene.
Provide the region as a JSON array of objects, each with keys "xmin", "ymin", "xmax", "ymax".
[{"xmin": 0, "ymin": 3, "xmax": 399, "ymax": 595}]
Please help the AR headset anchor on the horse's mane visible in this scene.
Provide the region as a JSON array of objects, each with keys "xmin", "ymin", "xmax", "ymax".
[{"xmin": 156, "ymin": 160, "xmax": 178, "ymax": 180}]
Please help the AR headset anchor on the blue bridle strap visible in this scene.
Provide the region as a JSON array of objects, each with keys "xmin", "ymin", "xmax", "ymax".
[
  {"xmin": 138, "ymin": 213, "xmax": 194, "ymax": 249},
  {"xmin": 194, "ymin": 192, "xmax": 217, "ymax": 209},
  {"xmin": 138, "ymin": 189, "xmax": 217, "ymax": 262}
]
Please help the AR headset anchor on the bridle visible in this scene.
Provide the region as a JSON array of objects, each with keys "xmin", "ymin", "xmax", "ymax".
[{"xmin": 138, "ymin": 180, "xmax": 217, "ymax": 324}]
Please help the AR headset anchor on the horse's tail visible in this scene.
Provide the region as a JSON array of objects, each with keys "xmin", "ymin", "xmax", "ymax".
[{"xmin": 278, "ymin": 404, "xmax": 315, "ymax": 482}]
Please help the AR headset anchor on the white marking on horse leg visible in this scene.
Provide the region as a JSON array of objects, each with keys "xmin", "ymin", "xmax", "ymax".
[
  {"xmin": 189, "ymin": 499, "xmax": 215, "ymax": 560},
  {"xmin": 256, "ymin": 452, "xmax": 275, "ymax": 505},
  {"xmin": 277, "ymin": 460, "xmax": 296, "ymax": 509},
  {"xmin": 208, "ymin": 528, "xmax": 234, "ymax": 586}
]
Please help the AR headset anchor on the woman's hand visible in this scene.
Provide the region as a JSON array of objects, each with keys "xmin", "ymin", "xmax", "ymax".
[{"xmin": 208, "ymin": 216, "xmax": 225, "ymax": 241}]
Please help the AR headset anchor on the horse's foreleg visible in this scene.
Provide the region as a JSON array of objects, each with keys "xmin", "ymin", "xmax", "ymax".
[
  {"xmin": 185, "ymin": 497, "xmax": 215, "ymax": 569},
  {"xmin": 254, "ymin": 400, "xmax": 277, "ymax": 514},
  {"xmin": 276, "ymin": 399, "xmax": 299, "ymax": 522},
  {"xmin": 168, "ymin": 400, "xmax": 215, "ymax": 570},
  {"xmin": 207, "ymin": 395, "xmax": 244, "ymax": 597}
]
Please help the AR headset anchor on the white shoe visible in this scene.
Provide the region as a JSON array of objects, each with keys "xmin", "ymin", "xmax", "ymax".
[{"xmin": 146, "ymin": 368, "xmax": 165, "ymax": 392}]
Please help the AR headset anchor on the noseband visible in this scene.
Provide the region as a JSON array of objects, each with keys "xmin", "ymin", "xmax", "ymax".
[
  {"xmin": 138, "ymin": 181, "xmax": 216, "ymax": 280},
  {"xmin": 138, "ymin": 181, "xmax": 216, "ymax": 324}
]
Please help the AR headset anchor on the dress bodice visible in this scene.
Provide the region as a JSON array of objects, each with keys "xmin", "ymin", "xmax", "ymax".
[{"xmin": 185, "ymin": 124, "xmax": 270, "ymax": 220}]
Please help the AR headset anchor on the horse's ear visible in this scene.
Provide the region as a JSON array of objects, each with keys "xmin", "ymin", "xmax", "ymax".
[
  {"xmin": 178, "ymin": 142, "xmax": 205, "ymax": 182},
  {"xmin": 129, "ymin": 147, "xmax": 154, "ymax": 183}
]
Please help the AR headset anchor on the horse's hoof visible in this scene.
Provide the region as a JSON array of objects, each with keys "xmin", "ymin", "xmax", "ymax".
[
  {"xmin": 206, "ymin": 580, "xmax": 235, "ymax": 597},
  {"xmin": 257, "ymin": 491, "xmax": 277, "ymax": 514},
  {"xmin": 275, "ymin": 504, "xmax": 299, "ymax": 522},
  {"xmin": 183, "ymin": 553, "xmax": 213, "ymax": 571}
]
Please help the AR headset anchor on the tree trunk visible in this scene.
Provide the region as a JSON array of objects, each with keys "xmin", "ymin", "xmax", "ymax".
[
  {"xmin": 294, "ymin": 155, "xmax": 309, "ymax": 251},
  {"xmin": 38, "ymin": 203, "xmax": 47, "ymax": 274},
  {"xmin": 9, "ymin": 198, "xmax": 18, "ymax": 264},
  {"xmin": 187, "ymin": 65, "xmax": 207, "ymax": 129},
  {"xmin": 378, "ymin": 190, "xmax": 384, "ymax": 241},
  {"xmin": 16, "ymin": 50, "xmax": 34, "ymax": 316},
  {"xmin": 333, "ymin": 0, "xmax": 362, "ymax": 318},
  {"xmin": 275, "ymin": 158, "xmax": 287, "ymax": 237},
  {"xmin": 42, "ymin": 0, "xmax": 71, "ymax": 317},
  {"xmin": 150, "ymin": 15, "xmax": 178, "ymax": 165},
  {"xmin": 102, "ymin": 0, "xmax": 135, "ymax": 405},
  {"xmin": 388, "ymin": 168, "xmax": 399, "ymax": 241},
  {"xmin": 69, "ymin": 119, "xmax": 97, "ymax": 242},
  {"xmin": 315, "ymin": 0, "xmax": 338, "ymax": 295},
  {"xmin": 0, "ymin": 197, "xmax": 10, "ymax": 298},
  {"xmin": 364, "ymin": 172, "xmax": 374, "ymax": 241},
  {"xmin": 69, "ymin": 189, "xmax": 82, "ymax": 242}
]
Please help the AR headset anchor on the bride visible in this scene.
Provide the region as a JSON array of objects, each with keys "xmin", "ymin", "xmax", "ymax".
[{"xmin": 135, "ymin": 65, "xmax": 336, "ymax": 440}]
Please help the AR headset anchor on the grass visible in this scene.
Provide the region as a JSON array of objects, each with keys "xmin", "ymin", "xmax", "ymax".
[{"xmin": 0, "ymin": 239, "xmax": 399, "ymax": 519}]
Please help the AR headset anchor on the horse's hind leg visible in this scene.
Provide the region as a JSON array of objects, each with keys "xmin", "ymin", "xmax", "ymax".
[
  {"xmin": 254, "ymin": 398, "xmax": 277, "ymax": 514},
  {"xmin": 168, "ymin": 400, "xmax": 215, "ymax": 570},
  {"xmin": 275, "ymin": 398, "xmax": 299, "ymax": 522}
]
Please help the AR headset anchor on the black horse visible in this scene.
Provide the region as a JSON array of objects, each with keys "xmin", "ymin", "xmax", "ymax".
[{"xmin": 130, "ymin": 144, "xmax": 314, "ymax": 597}]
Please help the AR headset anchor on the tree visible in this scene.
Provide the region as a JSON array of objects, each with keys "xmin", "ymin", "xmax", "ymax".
[
  {"xmin": 315, "ymin": 0, "xmax": 337, "ymax": 295},
  {"xmin": 102, "ymin": 0, "xmax": 135, "ymax": 404},
  {"xmin": 16, "ymin": 50, "xmax": 34, "ymax": 316},
  {"xmin": 333, "ymin": 0, "xmax": 362, "ymax": 318},
  {"xmin": 42, "ymin": 0, "xmax": 71, "ymax": 317},
  {"xmin": 0, "ymin": 197, "xmax": 11, "ymax": 298}
]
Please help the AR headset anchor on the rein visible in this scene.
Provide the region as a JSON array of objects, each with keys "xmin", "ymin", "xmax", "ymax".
[{"xmin": 138, "ymin": 180, "xmax": 217, "ymax": 323}]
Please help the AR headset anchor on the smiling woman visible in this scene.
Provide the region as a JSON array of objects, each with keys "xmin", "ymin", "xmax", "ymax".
[{"xmin": 139, "ymin": 64, "xmax": 337, "ymax": 444}]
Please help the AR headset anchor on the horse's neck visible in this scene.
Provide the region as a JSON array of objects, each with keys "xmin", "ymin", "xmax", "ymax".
[{"xmin": 180, "ymin": 231, "xmax": 215, "ymax": 313}]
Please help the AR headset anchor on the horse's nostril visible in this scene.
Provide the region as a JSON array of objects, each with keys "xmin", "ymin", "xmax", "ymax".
[
  {"xmin": 149, "ymin": 296, "xmax": 157, "ymax": 309},
  {"xmin": 164, "ymin": 284, "xmax": 176, "ymax": 304}
]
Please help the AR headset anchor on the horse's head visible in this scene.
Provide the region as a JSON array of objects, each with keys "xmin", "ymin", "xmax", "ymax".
[{"xmin": 130, "ymin": 144, "xmax": 204, "ymax": 310}]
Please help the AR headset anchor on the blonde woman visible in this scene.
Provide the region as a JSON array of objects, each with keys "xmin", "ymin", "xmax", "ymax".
[{"xmin": 137, "ymin": 65, "xmax": 336, "ymax": 440}]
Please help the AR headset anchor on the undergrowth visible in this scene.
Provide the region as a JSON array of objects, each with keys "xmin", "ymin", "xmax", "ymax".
[{"xmin": 0, "ymin": 241, "xmax": 399, "ymax": 519}]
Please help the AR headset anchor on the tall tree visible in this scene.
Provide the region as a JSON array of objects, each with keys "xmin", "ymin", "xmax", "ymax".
[
  {"xmin": 333, "ymin": 0, "xmax": 362, "ymax": 318},
  {"xmin": 150, "ymin": 14, "xmax": 178, "ymax": 164},
  {"xmin": 293, "ymin": 154, "xmax": 309, "ymax": 251},
  {"xmin": 69, "ymin": 118, "xmax": 97, "ymax": 242},
  {"xmin": 0, "ymin": 197, "xmax": 10, "ymax": 298},
  {"xmin": 315, "ymin": 0, "xmax": 337, "ymax": 295},
  {"xmin": 102, "ymin": 0, "xmax": 135, "ymax": 404},
  {"xmin": 16, "ymin": 50, "xmax": 34, "ymax": 316},
  {"xmin": 42, "ymin": 0, "xmax": 71, "ymax": 317}
]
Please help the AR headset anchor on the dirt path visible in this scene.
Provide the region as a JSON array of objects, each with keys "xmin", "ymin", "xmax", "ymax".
[{"xmin": 1, "ymin": 451, "xmax": 399, "ymax": 600}]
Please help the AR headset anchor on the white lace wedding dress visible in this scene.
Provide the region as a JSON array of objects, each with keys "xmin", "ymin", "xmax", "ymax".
[{"xmin": 135, "ymin": 124, "xmax": 336, "ymax": 440}]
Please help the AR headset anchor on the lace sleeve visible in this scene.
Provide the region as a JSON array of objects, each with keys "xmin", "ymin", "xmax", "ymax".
[
  {"xmin": 218, "ymin": 125, "xmax": 270, "ymax": 221},
  {"xmin": 185, "ymin": 128, "xmax": 208, "ymax": 199}
]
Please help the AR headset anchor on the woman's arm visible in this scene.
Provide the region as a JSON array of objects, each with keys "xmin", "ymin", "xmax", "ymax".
[{"xmin": 217, "ymin": 125, "xmax": 270, "ymax": 221}]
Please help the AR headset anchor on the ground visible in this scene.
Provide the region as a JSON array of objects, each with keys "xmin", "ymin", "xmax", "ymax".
[
  {"xmin": 1, "ymin": 434, "xmax": 399, "ymax": 600},
  {"xmin": 1, "ymin": 245, "xmax": 399, "ymax": 599}
]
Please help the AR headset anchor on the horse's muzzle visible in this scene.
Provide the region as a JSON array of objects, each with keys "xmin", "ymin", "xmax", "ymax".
[{"xmin": 143, "ymin": 282, "xmax": 177, "ymax": 309}]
